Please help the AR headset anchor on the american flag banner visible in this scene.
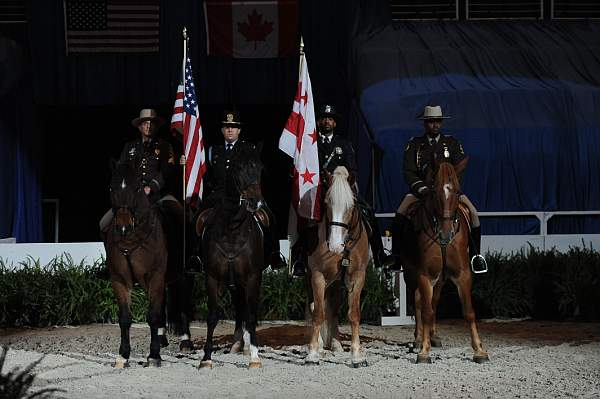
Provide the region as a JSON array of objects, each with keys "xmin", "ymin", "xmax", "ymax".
[
  {"xmin": 279, "ymin": 51, "xmax": 320, "ymax": 222},
  {"xmin": 63, "ymin": 0, "xmax": 159, "ymax": 54},
  {"xmin": 171, "ymin": 54, "xmax": 207, "ymax": 201}
]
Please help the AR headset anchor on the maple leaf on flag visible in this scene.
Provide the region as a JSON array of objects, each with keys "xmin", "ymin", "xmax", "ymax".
[{"xmin": 237, "ymin": 9, "xmax": 274, "ymax": 50}]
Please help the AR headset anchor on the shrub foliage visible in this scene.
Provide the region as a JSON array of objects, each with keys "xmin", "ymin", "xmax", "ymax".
[{"xmin": 1, "ymin": 246, "xmax": 599, "ymax": 328}]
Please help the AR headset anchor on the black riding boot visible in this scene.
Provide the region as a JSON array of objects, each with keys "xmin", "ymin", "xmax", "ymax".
[
  {"xmin": 359, "ymin": 202, "xmax": 385, "ymax": 268},
  {"xmin": 382, "ymin": 213, "xmax": 408, "ymax": 271},
  {"xmin": 469, "ymin": 225, "xmax": 488, "ymax": 273},
  {"xmin": 259, "ymin": 204, "xmax": 287, "ymax": 270}
]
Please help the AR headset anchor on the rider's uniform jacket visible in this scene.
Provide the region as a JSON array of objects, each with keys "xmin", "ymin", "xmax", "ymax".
[
  {"xmin": 205, "ymin": 140, "xmax": 257, "ymax": 201},
  {"xmin": 318, "ymin": 133, "xmax": 357, "ymax": 177},
  {"xmin": 403, "ymin": 133, "xmax": 466, "ymax": 197},
  {"xmin": 119, "ymin": 137, "xmax": 176, "ymax": 200}
]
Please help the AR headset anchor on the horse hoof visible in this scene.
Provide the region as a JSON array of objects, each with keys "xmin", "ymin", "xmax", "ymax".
[
  {"xmin": 416, "ymin": 355, "xmax": 432, "ymax": 364},
  {"xmin": 305, "ymin": 359, "xmax": 320, "ymax": 366},
  {"xmin": 144, "ymin": 358, "xmax": 161, "ymax": 368},
  {"xmin": 160, "ymin": 335, "xmax": 169, "ymax": 348},
  {"xmin": 114, "ymin": 357, "xmax": 129, "ymax": 369},
  {"xmin": 230, "ymin": 341, "xmax": 243, "ymax": 354},
  {"xmin": 430, "ymin": 336, "xmax": 443, "ymax": 348},
  {"xmin": 199, "ymin": 360, "xmax": 213, "ymax": 369},
  {"xmin": 351, "ymin": 360, "xmax": 368, "ymax": 368},
  {"xmin": 331, "ymin": 339, "xmax": 344, "ymax": 353},
  {"xmin": 474, "ymin": 354, "xmax": 490, "ymax": 364},
  {"xmin": 179, "ymin": 339, "xmax": 194, "ymax": 353},
  {"xmin": 248, "ymin": 361, "xmax": 262, "ymax": 369}
]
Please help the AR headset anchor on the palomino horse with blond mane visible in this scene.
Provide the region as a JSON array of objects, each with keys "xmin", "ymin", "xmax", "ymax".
[
  {"xmin": 402, "ymin": 156, "xmax": 489, "ymax": 364},
  {"xmin": 305, "ymin": 166, "xmax": 369, "ymax": 367}
]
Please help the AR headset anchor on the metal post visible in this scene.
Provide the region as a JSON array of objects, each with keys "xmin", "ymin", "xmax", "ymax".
[{"xmin": 182, "ymin": 27, "xmax": 188, "ymax": 269}]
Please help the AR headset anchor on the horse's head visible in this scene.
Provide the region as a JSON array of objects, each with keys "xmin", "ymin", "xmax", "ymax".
[
  {"xmin": 229, "ymin": 149, "xmax": 264, "ymax": 213},
  {"xmin": 109, "ymin": 161, "xmax": 148, "ymax": 237},
  {"xmin": 324, "ymin": 166, "xmax": 356, "ymax": 254},
  {"xmin": 430, "ymin": 157, "xmax": 468, "ymax": 241}
]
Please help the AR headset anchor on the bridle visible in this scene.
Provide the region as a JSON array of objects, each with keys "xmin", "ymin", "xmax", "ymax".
[
  {"xmin": 326, "ymin": 204, "xmax": 363, "ymax": 267},
  {"xmin": 110, "ymin": 180, "xmax": 155, "ymax": 257}
]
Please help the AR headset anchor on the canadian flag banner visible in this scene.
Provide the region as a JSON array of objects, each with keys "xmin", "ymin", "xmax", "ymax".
[
  {"xmin": 279, "ymin": 51, "xmax": 320, "ymax": 222},
  {"xmin": 204, "ymin": 0, "xmax": 298, "ymax": 58}
]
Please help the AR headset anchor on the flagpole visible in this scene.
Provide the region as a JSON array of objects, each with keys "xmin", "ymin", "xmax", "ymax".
[{"xmin": 182, "ymin": 26, "xmax": 188, "ymax": 271}]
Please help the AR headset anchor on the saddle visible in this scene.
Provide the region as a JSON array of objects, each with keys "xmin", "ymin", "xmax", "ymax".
[{"xmin": 195, "ymin": 207, "xmax": 271, "ymax": 237}]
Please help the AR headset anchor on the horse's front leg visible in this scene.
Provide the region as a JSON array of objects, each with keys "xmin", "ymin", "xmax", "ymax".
[
  {"xmin": 230, "ymin": 285, "xmax": 246, "ymax": 355},
  {"xmin": 146, "ymin": 271, "xmax": 166, "ymax": 367},
  {"xmin": 112, "ymin": 280, "xmax": 132, "ymax": 369},
  {"xmin": 416, "ymin": 274, "xmax": 435, "ymax": 364},
  {"xmin": 200, "ymin": 274, "xmax": 220, "ymax": 369},
  {"xmin": 306, "ymin": 271, "xmax": 326, "ymax": 365},
  {"xmin": 430, "ymin": 276, "xmax": 446, "ymax": 348},
  {"xmin": 346, "ymin": 270, "xmax": 367, "ymax": 367},
  {"xmin": 245, "ymin": 273, "xmax": 262, "ymax": 369}
]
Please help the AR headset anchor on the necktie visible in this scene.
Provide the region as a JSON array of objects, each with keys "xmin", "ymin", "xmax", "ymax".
[{"xmin": 226, "ymin": 143, "xmax": 233, "ymax": 151}]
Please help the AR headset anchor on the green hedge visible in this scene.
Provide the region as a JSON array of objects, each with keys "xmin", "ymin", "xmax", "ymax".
[
  {"xmin": 433, "ymin": 244, "xmax": 600, "ymax": 321},
  {"xmin": 2, "ymin": 246, "xmax": 599, "ymax": 328},
  {"xmin": 0, "ymin": 255, "xmax": 393, "ymax": 327}
]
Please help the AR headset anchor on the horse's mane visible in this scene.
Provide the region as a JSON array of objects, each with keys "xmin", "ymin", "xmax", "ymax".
[
  {"xmin": 434, "ymin": 162, "xmax": 461, "ymax": 194},
  {"xmin": 326, "ymin": 166, "xmax": 355, "ymax": 213}
]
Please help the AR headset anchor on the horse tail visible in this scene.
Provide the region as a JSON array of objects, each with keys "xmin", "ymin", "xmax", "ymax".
[{"xmin": 321, "ymin": 280, "xmax": 343, "ymax": 349}]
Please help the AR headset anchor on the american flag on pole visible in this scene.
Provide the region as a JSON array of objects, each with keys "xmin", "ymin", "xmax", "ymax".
[
  {"xmin": 279, "ymin": 50, "xmax": 320, "ymax": 224},
  {"xmin": 64, "ymin": 0, "xmax": 159, "ymax": 54},
  {"xmin": 171, "ymin": 55, "xmax": 206, "ymax": 201}
]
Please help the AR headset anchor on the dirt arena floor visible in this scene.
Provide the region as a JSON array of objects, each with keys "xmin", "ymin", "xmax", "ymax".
[{"xmin": 1, "ymin": 319, "xmax": 599, "ymax": 398}]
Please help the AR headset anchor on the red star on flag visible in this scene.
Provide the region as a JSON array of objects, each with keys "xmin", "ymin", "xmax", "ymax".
[
  {"xmin": 300, "ymin": 168, "xmax": 316, "ymax": 184},
  {"xmin": 308, "ymin": 129, "xmax": 318, "ymax": 144}
]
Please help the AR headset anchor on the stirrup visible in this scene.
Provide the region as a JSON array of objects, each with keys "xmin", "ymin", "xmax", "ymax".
[
  {"xmin": 470, "ymin": 254, "xmax": 488, "ymax": 274},
  {"xmin": 186, "ymin": 255, "xmax": 203, "ymax": 274},
  {"xmin": 291, "ymin": 260, "xmax": 306, "ymax": 278},
  {"xmin": 269, "ymin": 252, "xmax": 287, "ymax": 270},
  {"xmin": 382, "ymin": 255, "xmax": 402, "ymax": 272}
]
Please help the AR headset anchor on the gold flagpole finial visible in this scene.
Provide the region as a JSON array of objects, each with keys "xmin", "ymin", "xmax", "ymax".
[
  {"xmin": 300, "ymin": 36, "xmax": 304, "ymax": 55},
  {"xmin": 183, "ymin": 26, "xmax": 188, "ymax": 40}
]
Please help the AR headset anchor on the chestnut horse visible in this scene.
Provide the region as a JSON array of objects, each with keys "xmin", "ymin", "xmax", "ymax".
[
  {"xmin": 199, "ymin": 149, "xmax": 266, "ymax": 369},
  {"xmin": 104, "ymin": 161, "xmax": 192, "ymax": 368},
  {"xmin": 402, "ymin": 157, "xmax": 489, "ymax": 364},
  {"xmin": 305, "ymin": 166, "xmax": 369, "ymax": 367}
]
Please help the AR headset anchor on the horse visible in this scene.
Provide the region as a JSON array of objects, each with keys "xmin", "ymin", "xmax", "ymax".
[
  {"xmin": 104, "ymin": 161, "xmax": 193, "ymax": 368},
  {"xmin": 305, "ymin": 166, "xmax": 370, "ymax": 367},
  {"xmin": 198, "ymin": 149, "xmax": 266, "ymax": 369},
  {"xmin": 402, "ymin": 156, "xmax": 489, "ymax": 364}
]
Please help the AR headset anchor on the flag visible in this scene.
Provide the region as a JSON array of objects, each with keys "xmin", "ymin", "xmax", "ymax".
[
  {"xmin": 204, "ymin": 0, "xmax": 297, "ymax": 58},
  {"xmin": 279, "ymin": 51, "xmax": 320, "ymax": 226},
  {"xmin": 171, "ymin": 54, "xmax": 206, "ymax": 201},
  {"xmin": 64, "ymin": 0, "xmax": 159, "ymax": 54}
]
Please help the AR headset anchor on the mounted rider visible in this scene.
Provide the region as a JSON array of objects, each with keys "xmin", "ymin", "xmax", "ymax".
[
  {"xmin": 383, "ymin": 105, "xmax": 488, "ymax": 272},
  {"xmin": 291, "ymin": 104, "xmax": 386, "ymax": 277},
  {"xmin": 99, "ymin": 109, "xmax": 184, "ymax": 251},
  {"xmin": 193, "ymin": 110, "xmax": 287, "ymax": 271}
]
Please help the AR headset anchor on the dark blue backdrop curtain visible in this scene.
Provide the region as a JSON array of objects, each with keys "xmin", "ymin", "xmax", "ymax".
[
  {"xmin": 352, "ymin": 21, "xmax": 600, "ymax": 234},
  {"xmin": 0, "ymin": 36, "xmax": 42, "ymax": 242}
]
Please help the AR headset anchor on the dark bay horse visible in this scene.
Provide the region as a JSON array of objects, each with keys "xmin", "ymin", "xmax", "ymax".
[
  {"xmin": 104, "ymin": 161, "xmax": 192, "ymax": 368},
  {"xmin": 199, "ymin": 149, "xmax": 266, "ymax": 369},
  {"xmin": 402, "ymin": 157, "xmax": 489, "ymax": 364},
  {"xmin": 305, "ymin": 166, "xmax": 370, "ymax": 367}
]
